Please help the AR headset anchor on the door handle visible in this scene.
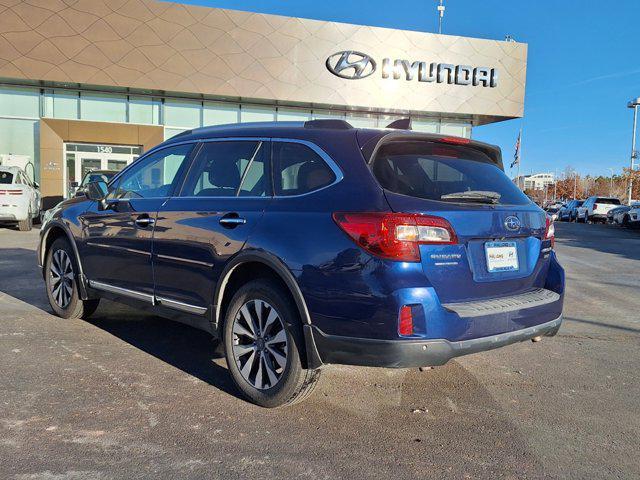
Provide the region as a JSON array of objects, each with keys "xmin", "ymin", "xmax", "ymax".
[
  {"xmin": 135, "ymin": 215, "xmax": 155, "ymax": 228},
  {"xmin": 219, "ymin": 214, "xmax": 246, "ymax": 228}
]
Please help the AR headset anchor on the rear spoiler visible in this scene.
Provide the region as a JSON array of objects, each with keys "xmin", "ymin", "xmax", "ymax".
[{"xmin": 360, "ymin": 131, "xmax": 504, "ymax": 170}]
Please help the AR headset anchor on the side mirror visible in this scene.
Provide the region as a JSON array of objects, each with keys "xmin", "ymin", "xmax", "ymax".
[
  {"xmin": 86, "ymin": 180, "xmax": 108, "ymax": 202},
  {"xmin": 70, "ymin": 181, "xmax": 79, "ymax": 189},
  {"xmin": 34, "ymin": 182, "xmax": 40, "ymax": 189}
]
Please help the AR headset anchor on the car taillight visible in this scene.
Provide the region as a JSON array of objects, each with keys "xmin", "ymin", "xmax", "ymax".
[
  {"xmin": 544, "ymin": 215, "xmax": 555, "ymax": 248},
  {"xmin": 0, "ymin": 189, "xmax": 22, "ymax": 195},
  {"xmin": 332, "ymin": 212, "xmax": 458, "ymax": 262}
]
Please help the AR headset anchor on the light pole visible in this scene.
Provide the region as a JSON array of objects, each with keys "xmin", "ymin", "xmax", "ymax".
[
  {"xmin": 627, "ymin": 98, "xmax": 640, "ymax": 205},
  {"xmin": 607, "ymin": 168, "xmax": 615, "ymax": 196},
  {"xmin": 437, "ymin": 0, "xmax": 445, "ymax": 34}
]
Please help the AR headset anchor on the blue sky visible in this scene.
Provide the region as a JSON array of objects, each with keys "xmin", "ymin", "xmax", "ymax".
[{"xmin": 180, "ymin": 0, "xmax": 640, "ymax": 177}]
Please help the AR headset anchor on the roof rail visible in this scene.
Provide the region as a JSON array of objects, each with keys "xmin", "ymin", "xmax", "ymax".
[
  {"xmin": 304, "ymin": 119, "xmax": 353, "ymax": 130},
  {"xmin": 386, "ymin": 118, "xmax": 412, "ymax": 130}
]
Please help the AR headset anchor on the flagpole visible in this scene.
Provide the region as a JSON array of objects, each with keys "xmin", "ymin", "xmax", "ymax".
[{"xmin": 517, "ymin": 127, "xmax": 522, "ymax": 190}]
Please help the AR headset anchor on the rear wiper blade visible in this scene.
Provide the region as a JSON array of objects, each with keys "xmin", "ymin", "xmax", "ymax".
[{"xmin": 440, "ymin": 190, "xmax": 501, "ymax": 204}]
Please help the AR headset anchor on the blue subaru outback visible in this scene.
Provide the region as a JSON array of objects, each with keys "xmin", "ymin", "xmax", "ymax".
[{"xmin": 38, "ymin": 120, "xmax": 564, "ymax": 407}]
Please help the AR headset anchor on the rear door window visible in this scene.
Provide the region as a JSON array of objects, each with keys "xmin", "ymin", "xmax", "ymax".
[
  {"xmin": 596, "ymin": 197, "xmax": 621, "ymax": 205},
  {"xmin": 372, "ymin": 141, "xmax": 531, "ymax": 205},
  {"xmin": 272, "ymin": 142, "xmax": 336, "ymax": 196}
]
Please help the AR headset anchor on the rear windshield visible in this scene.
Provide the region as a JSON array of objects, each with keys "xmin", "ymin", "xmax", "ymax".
[
  {"xmin": 372, "ymin": 141, "xmax": 530, "ymax": 206},
  {"xmin": 596, "ymin": 197, "xmax": 621, "ymax": 205},
  {"xmin": 0, "ymin": 171, "xmax": 13, "ymax": 184}
]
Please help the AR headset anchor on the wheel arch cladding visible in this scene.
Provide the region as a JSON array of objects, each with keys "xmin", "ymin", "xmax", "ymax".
[
  {"xmin": 214, "ymin": 252, "xmax": 323, "ymax": 369},
  {"xmin": 41, "ymin": 223, "xmax": 89, "ymax": 300}
]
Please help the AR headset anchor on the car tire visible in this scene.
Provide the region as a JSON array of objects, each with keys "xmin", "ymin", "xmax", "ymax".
[
  {"xmin": 222, "ymin": 278, "xmax": 320, "ymax": 408},
  {"xmin": 622, "ymin": 215, "xmax": 630, "ymax": 228},
  {"xmin": 45, "ymin": 237, "xmax": 100, "ymax": 320},
  {"xmin": 585, "ymin": 213, "xmax": 590, "ymax": 224},
  {"xmin": 17, "ymin": 209, "xmax": 32, "ymax": 231}
]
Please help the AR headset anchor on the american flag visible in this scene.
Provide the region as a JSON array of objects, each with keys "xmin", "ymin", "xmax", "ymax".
[{"xmin": 510, "ymin": 129, "xmax": 521, "ymax": 168}]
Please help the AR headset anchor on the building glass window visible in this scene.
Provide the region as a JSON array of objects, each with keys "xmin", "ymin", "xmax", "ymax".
[
  {"xmin": 0, "ymin": 86, "xmax": 40, "ymax": 118},
  {"xmin": 165, "ymin": 100, "xmax": 201, "ymax": 128},
  {"xmin": 48, "ymin": 91, "xmax": 79, "ymax": 119},
  {"xmin": 164, "ymin": 128, "xmax": 188, "ymax": 141},
  {"xmin": 276, "ymin": 108, "xmax": 311, "ymax": 122},
  {"xmin": 346, "ymin": 113, "xmax": 378, "ymax": 128},
  {"xmin": 240, "ymin": 105, "xmax": 276, "ymax": 123},
  {"xmin": 440, "ymin": 122, "xmax": 471, "ymax": 138},
  {"xmin": 312, "ymin": 110, "xmax": 346, "ymax": 120},
  {"xmin": 412, "ymin": 118, "xmax": 439, "ymax": 133},
  {"xmin": 0, "ymin": 118, "xmax": 39, "ymax": 177},
  {"xmin": 80, "ymin": 93, "xmax": 127, "ymax": 123},
  {"xmin": 129, "ymin": 96, "xmax": 161, "ymax": 125},
  {"xmin": 203, "ymin": 102, "xmax": 239, "ymax": 126}
]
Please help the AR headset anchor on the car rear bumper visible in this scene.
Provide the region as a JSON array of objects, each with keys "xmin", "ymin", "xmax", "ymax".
[
  {"xmin": 308, "ymin": 314, "xmax": 562, "ymax": 368},
  {"xmin": 0, "ymin": 204, "xmax": 27, "ymax": 221}
]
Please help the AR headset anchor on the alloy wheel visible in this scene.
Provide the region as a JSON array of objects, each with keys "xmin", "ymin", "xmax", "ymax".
[
  {"xmin": 232, "ymin": 299, "xmax": 288, "ymax": 390},
  {"xmin": 49, "ymin": 249, "xmax": 74, "ymax": 308}
]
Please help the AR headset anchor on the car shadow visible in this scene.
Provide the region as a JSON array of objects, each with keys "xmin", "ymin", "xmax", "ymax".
[
  {"xmin": 0, "ymin": 246, "xmax": 240, "ymax": 399},
  {"xmin": 86, "ymin": 305, "xmax": 240, "ymax": 398},
  {"xmin": 555, "ymin": 222, "xmax": 640, "ymax": 261}
]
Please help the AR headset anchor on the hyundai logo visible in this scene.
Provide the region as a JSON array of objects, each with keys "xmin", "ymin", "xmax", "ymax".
[
  {"xmin": 504, "ymin": 216, "xmax": 521, "ymax": 231},
  {"xmin": 325, "ymin": 51, "xmax": 377, "ymax": 80}
]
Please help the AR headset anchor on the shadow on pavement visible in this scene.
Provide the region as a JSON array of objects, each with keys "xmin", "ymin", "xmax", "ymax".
[
  {"xmin": 0, "ymin": 247, "xmax": 240, "ymax": 399},
  {"xmin": 86, "ymin": 308, "xmax": 240, "ymax": 399},
  {"xmin": 555, "ymin": 222, "xmax": 640, "ymax": 261},
  {"xmin": 564, "ymin": 316, "xmax": 640, "ymax": 334},
  {"xmin": 0, "ymin": 247, "xmax": 50, "ymax": 310}
]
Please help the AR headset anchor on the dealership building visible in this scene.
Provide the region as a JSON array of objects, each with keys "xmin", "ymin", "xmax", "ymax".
[{"xmin": 0, "ymin": 0, "xmax": 527, "ymax": 208}]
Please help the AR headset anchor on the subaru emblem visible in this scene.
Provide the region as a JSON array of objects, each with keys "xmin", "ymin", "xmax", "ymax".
[
  {"xmin": 504, "ymin": 216, "xmax": 521, "ymax": 231},
  {"xmin": 325, "ymin": 51, "xmax": 377, "ymax": 80}
]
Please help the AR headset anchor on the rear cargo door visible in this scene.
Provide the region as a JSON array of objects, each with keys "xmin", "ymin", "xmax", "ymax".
[{"xmin": 372, "ymin": 140, "xmax": 551, "ymax": 304}]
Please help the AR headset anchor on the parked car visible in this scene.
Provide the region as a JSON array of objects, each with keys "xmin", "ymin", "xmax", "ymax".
[
  {"xmin": 68, "ymin": 169, "xmax": 118, "ymax": 198},
  {"xmin": 558, "ymin": 199, "xmax": 583, "ymax": 222},
  {"xmin": 37, "ymin": 120, "xmax": 564, "ymax": 407},
  {"xmin": 0, "ymin": 166, "xmax": 41, "ymax": 231},
  {"xmin": 607, "ymin": 205, "xmax": 631, "ymax": 225},
  {"xmin": 577, "ymin": 196, "xmax": 621, "ymax": 223},
  {"xmin": 624, "ymin": 203, "xmax": 640, "ymax": 227}
]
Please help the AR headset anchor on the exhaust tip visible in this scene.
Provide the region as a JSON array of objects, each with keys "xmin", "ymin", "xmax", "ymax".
[{"xmin": 531, "ymin": 336, "xmax": 542, "ymax": 343}]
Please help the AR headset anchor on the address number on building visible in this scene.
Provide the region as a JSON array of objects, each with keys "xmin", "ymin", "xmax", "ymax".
[{"xmin": 97, "ymin": 146, "xmax": 113, "ymax": 154}]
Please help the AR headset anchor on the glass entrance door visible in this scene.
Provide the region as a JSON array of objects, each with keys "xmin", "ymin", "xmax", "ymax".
[
  {"xmin": 74, "ymin": 152, "xmax": 134, "ymax": 186},
  {"xmin": 64, "ymin": 143, "xmax": 142, "ymax": 197}
]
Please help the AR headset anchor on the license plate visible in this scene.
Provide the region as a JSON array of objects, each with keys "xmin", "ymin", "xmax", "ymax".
[{"xmin": 485, "ymin": 241, "xmax": 519, "ymax": 272}]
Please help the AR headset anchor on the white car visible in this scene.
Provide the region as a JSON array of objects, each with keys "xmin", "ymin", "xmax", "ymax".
[
  {"xmin": 576, "ymin": 196, "xmax": 622, "ymax": 224},
  {"xmin": 627, "ymin": 204, "xmax": 640, "ymax": 227},
  {"xmin": 0, "ymin": 166, "xmax": 41, "ymax": 231}
]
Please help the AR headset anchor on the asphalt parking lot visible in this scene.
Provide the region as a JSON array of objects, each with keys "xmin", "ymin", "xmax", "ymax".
[{"xmin": 0, "ymin": 222, "xmax": 639, "ymax": 479}]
